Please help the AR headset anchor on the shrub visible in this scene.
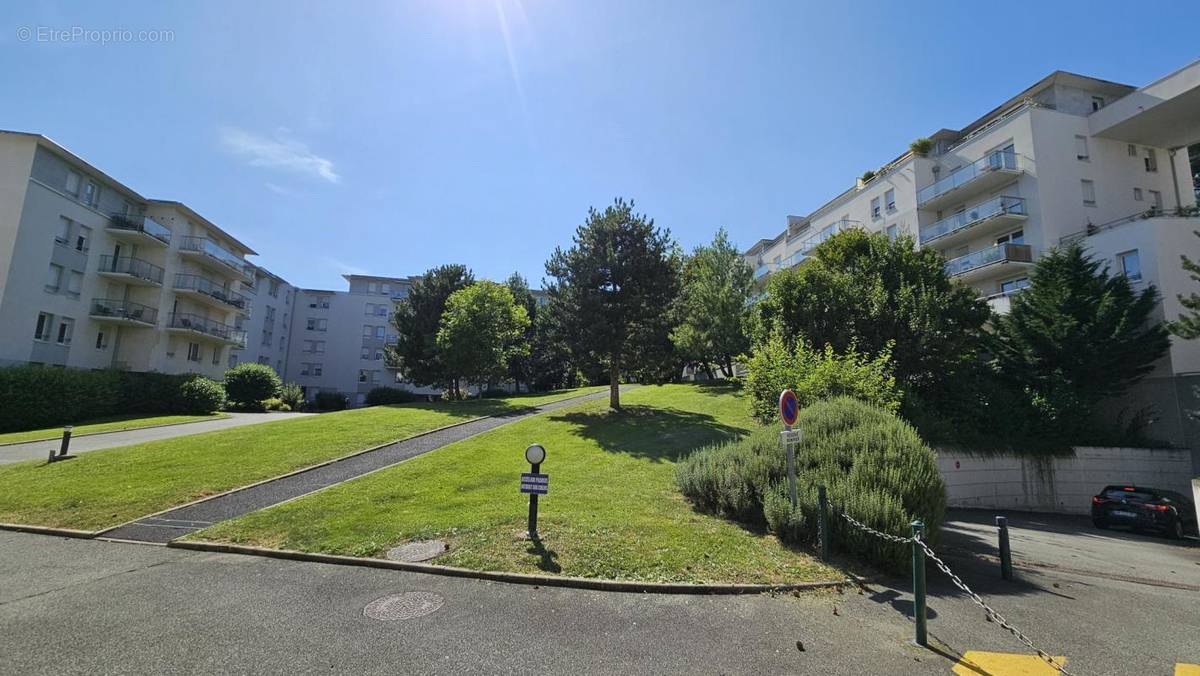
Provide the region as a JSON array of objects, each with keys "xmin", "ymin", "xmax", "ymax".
[
  {"xmin": 479, "ymin": 387, "xmax": 510, "ymax": 398},
  {"xmin": 261, "ymin": 397, "xmax": 291, "ymax": 412},
  {"xmin": 223, "ymin": 363, "xmax": 281, "ymax": 410},
  {"xmin": 0, "ymin": 365, "xmax": 121, "ymax": 432},
  {"xmin": 742, "ymin": 332, "xmax": 900, "ymax": 424},
  {"xmin": 314, "ymin": 391, "xmax": 348, "ymax": 411},
  {"xmin": 365, "ymin": 387, "xmax": 417, "ymax": 406},
  {"xmin": 177, "ymin": 378, "xmax": 226, "ymax": 414},
  {"xmin": 678, "ymin": 397, "xmax": 945, "ymax": 573},
  {"xmin": 909, "ymin": 137, "xmax": 933, "ymax": 156},
  {"xmin": 278, "ymin": 383, "xmax": 305, "ymax": 411}
]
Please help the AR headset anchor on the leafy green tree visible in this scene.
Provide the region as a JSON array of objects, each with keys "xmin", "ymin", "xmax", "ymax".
[
  {"xmin": 671, "ymin": 228, "xmax": 754, "ymax": 379},
  {"xmin": 752, "ymin": 228, "xmax": 989, "ymax": 404},
  {"xmin": 223, "ymin": 362, "xmax": 281, "ymax": 410},
  {"xmin": 387, "ymin": 264, "xmax": 474, "ymax": 392},
  {"xmin": 437, "ymin": 281, "xmax": 530, "ymax": 399},
  {"xmin": 989, "ymin": 243, "xmax": 1170, "ymax": 439},
  {"xmin": 1168, "ymin": 230, "xmax": 1200, "ymax": 339},
  {"xmin": 504, "ymin": 272, "xmax": 539, "ymax": 392},
  {"xmin": 544, "ymin": 198, "xmax": 682, "ymax": 409}
]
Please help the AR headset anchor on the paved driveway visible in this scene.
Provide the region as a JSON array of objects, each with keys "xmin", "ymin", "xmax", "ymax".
[{"xmin": 0, "ymin": 412, "xmax": 313, "ymax": 465}]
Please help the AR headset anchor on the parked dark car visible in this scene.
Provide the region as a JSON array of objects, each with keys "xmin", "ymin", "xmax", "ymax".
[{"xmin": 1091, "ymin": 485, "xmax": 1197, "ymax": 539}]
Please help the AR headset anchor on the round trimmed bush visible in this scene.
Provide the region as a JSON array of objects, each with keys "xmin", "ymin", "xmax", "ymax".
[
  {"xmin": 678, "ymin": 397, "xmax": 945, "ymax": 573},
  {"xmin": 223, "ymin": 363, "xmax": 281, "ymax": 410},
  {"xmin": 177, "ymin": 378, "xmax": 226, "ymax": 414},
  {"xmin": 365, "ymin": 387, "xmax": 417, "ymax": 406}
]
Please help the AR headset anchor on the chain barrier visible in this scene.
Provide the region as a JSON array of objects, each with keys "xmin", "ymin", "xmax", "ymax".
[{"xmin": 825, "ymin": 500, "xmax": 1074, "ymax": 675}]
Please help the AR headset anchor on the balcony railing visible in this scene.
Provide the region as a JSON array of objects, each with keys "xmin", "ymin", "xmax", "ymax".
[
  {"xmin": 944, "ymin": 243, "xmax": 1033, "ymax": 277},
  {"xmin": 98, "ymin": 255, "xmax": 165, "ymax": 285},
  {"xmin": 919, "ymin": 196, "xmax": 1027, "ymax": 244},
  {"xmin": 178, "ymin": 237, "xmax": 249, "ymax": 276},
  {"xmin": 167, "ymin": 312, "xmax": 247, "ymax": 346},
  {"xmin": 174, "ymin": 274, "xmax": 247, "ymax": 310},
  {"xmin": 917, "ymin": 150, "xmax": 1019, "ymax": 206},
  {"xmin": 108, "ymin": 213, "xmax": 172, "ymax": 245},
  {"xmin": 89, "ymin": 298, "xmax": 158, "ymax": 325}
]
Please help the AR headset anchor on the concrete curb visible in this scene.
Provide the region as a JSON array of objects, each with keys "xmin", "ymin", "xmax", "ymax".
[
  {"xmin": 0, "ymin": 522, "xmax": 99, "ymax": 539},
  {"xmin": 0, "ymin": 414, "xmax": 235, "ymax": 448},
  {"xmin": 170, "ymin": 539, "xmax": 850, "ymax": 595}
]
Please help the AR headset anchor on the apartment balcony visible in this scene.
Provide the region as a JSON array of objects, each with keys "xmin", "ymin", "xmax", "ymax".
[
  {"xmin": 982, "ymin": 288, "xmax": 1028, "ymax": 315},
  {"xmin": 166, "ymin": 312, "xmax": 247, "ymax": 347},
  {"xmin": 178, "ymin": 237, "xmax": 252, "ymax": 280},
  {"xmin": 174, "ymin": 274, "xmax": 248, "ymax": 313},
  {"xmin": 917, "ymin": 150, "xmax": 1022, "ymax": 211},
  {"xmin": 944, "ymin": 243, "xmax": 1034, "ymax": 284},
  {"xmin": 88, "ymin": 298, "xmax": 158, "ymax": 327},
  {"xmin": 753, "ymin": 262, "xmax": 776, "ymax": 280},
  {"xmin": 107, "ymin": 213, "xmax": 172, "ymax": 247},
  {"xmin": 919, "ymin": 196, "xmax": 1028, "ymax": 249},
  {"xmin": 96, "ymin": 255, "xmax": 165, "ymax": 287},
  {"xmin": 755, "ymin": 219, "xmax": 861, "ymax": 281}
]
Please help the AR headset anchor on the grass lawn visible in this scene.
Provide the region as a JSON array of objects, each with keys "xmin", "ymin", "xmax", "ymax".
[
  {"xmin": 0, "ymin": 413, "xmax": 228, "ymax": 446},
  {"xmin": 192, "ymin": 384, "xmax": 839, "ymax": 585},
  {"xmin": 0, "ymin": 387, "xmax": 602, "ymax": 531}
]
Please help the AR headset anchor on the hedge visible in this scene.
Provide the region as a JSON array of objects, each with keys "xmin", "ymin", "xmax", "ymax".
[
  {"xmin": 365, "ymin": 387, "xmax": 417, "ymax": 406},
  {"xmin": 0, "ymin": 365, "xmax": 219, "ymax": 433},
  {"xmin": 677, "ymin": 397, "xmax": 945, "ymax": 573}
]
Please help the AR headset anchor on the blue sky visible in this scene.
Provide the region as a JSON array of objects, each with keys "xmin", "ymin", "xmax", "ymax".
[{"xmin": 3, "ymin": 1, "xmax": 1198, "ymax": 289}]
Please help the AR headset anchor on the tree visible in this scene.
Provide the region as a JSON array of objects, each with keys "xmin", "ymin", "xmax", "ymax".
[
  {"xmin": 504, "ymin": 272, "xmax": 539, "ymax": 392},
  {"xmin": 1168, "ymin": 230, "xmax": 1200, "ymax": 339},
  {"xmin": 387, "ymin": 264, "xmax": 474, "ymax": 392},
  {"xmin": 544, "ymin": 198, "xmax": 682, "ymax": 409},
  {"xmin": 751, "ymin": 228, "xmax": 989, "ymax": 404},
  {"xmin": 989, "ymin": 243, "xmax": 1170, "ymax": 439},
  {"xmin": 437, "ymin": 281, "xmax": 530, "ymax": 398},
  {"xmin": 671, "ymin": 228, "xmax": 754, "ymax": 379},
  {"xmin": 223, "ymin": 363, "xmax": 281, "ymax": 410}
]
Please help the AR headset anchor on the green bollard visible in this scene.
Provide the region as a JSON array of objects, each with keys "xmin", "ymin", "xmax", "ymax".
[
  {"xmin": 911, "ymin": 520, "xmax": 927, "ymax": 647},
  {"xmin": 817, "ymin": 485, "xmax": 830, "ymax": 561}
]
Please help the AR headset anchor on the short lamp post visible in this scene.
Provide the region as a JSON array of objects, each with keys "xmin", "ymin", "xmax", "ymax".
[{"xmin": 525, "ymin": 443, "xmax": 546, "ymax": 538}]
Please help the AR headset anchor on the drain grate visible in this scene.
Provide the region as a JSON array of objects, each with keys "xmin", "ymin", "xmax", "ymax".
[
  {"xmin": 363, "ymin": 592, "xmax": 444, "ymax": 621},
  {"xmin": 386, "ymin": 540, "xmax": 447, "ymax": 562}
]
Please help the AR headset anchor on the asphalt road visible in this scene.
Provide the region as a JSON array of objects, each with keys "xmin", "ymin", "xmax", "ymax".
[
  {"xmin": 0, "ymin": 412, "xmax": 313, "ymax": 464},
  {"xmin": 2, "ymin": 509, "xmax": 1197, "ymax": 674}
]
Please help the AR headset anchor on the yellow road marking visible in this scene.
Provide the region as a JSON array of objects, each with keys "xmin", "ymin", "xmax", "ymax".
[
  {"xmin": 952, "ymin": 651, "xmax": 1065, "ymax": 675},
  {"xmin": 1175, "ymin": 664, "xmax": 1200, "ymax": 676}
]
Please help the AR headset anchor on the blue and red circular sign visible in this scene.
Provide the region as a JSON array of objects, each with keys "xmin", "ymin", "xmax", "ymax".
[{"xmin": 779, "ymin": 389, "xmax": 799, "ymax": 427}]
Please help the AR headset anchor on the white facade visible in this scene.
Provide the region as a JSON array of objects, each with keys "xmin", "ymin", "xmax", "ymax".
[
  {"xmin": 230, "ymin": 265, "xmax": 296, "ymax": 377},
  {"xmin": 0, "ymin": 131, "xmax": 254, "ymax": 380}
]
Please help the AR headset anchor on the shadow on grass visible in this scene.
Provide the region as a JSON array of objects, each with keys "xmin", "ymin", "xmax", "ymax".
[
  {"xmin": 527, "ymin": 535, "xmax": 561, "ymax": 573},
  {"xmin": 552, "ymin": 405, "xmax": 746, "ymax": 462}
]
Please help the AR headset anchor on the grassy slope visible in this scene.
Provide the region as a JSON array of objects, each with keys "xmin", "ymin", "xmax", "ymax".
[
  {"xmin": 0, "ymin": 414, "xmax": 228, "ymax": 446},
  {"xmin": 0, "ymin": 387, "xmax": 602, "ymax": 530},
  {"xmin": 194, "ymin": 384, "xmax": 838, "ymax": 584}
]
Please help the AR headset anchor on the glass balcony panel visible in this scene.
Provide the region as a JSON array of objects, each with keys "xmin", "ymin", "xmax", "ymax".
[
  {"xmin": 919, "ymin": 196, "xmax": 1026, "ymax": 244},
  {"xmin": 918, "ymin": 150, "xmax": 1019, "ymax": 206}
]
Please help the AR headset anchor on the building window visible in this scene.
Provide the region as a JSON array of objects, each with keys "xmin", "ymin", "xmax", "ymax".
[
  {"xmin": 1133, "ymin": 188, "xmax": 1143, "ymax": 202},
  {"xmin": 65, "ymin": 170, "xmax": 81, "ymax": 196},
  {"xmin": 95, "ymin": 331, "xmax": 108, "ymax": 350},
  {"xmin": 212, "ymin": 347, "xmax": 222, "ymax": 365},
  {"xmin": 1149, "ymin": 189, "xmax": 1163, "ymax": 211},
  {"xmin": 1127, "ymin": 144, "xmax": 1137, "ymax": 157},
  {"xmin": 375, "ymin": 349, "xmax": 384, "ymax": 361},
  {"xmin": 229, "ymin": 353, "xmax": 239, "ymax": 368},
  {"xmin": 75, "ymin": 225, "xmax": 91, "ymax": 253},
  {"xmin": 886, "ymin": 224, "xmax": 898, "ymax": 241},
  {"xmin": 55, "ymin": 217, "xmax": 72, "ymax": 246},
  {"xmin": 1081, "ymin": 179, "xmax": 1096, "ymax": 206},
  {"xmin": 368, "ymin": 282, "xmax": 377, "ymax": 293},
  {"xmin": 82, "ymin": 180, "xmax": 99, "ymax": 207},
  {"xmin": 995, "ymin": 230, "xmax": 1024, "ymax": 245},
  {"xmin": 1091, "ymin": 96, "xmax": 1105, "ymax": 111},
  {"xmin": 358, "ymin": 369, "xmax": 368, "ymax": 383},
  {"xmin": 884, "ymin": 189, "xmax": 896, "ymax": 212},
  {"xmin": 381, "ymin": 283, "xmax": 391, "ymax": 295},
  {"xmin": 361, "ymin": 347, "xmax": 371, "ymax": 360},
  {"xmin": 187, "ymin": 342, "xmax": 201, "ymax": 362},
  {"xmin": 374, "ymin": 325, "xmax": 386, "ymax": 339},
  {"xmin": 363, "ymin": 324, "xmax": 373, "ymax": 337},
  {"xmin": 45, "ymin": 264, "xmax": 63, "ymax": 292},
  {"xmin": 1118, "ymin": 250, "xmax": 1142, "ymax": 281},
  {"xmin": 1074, "ymin": 135, "xmax": 1089, "ymax": 161},
  {"xmin": 1144, "ymin": 148, "xmax": 1158, "ymax": 173},
  {"xmin": 306, "ymin": 318, "xmax": 327, "ymax": 331},
  {"xmin": 870, "ymin": 197, "xmax": 881, "ymax": 219},
  {"xmin": 34, "ymin": 312, "xmax": 53, "ymax": 341},
  {"xmin": 1000, "ymin": 277, "xmax": 1030, "ymax": 295},
  {"xmin": 56, "ymin": 317, "xmax": 74, "ymax": 345},
  {"xmin": 66, "ymin": 271, "xmax": 82, "ymax": 298},
  {"xmin": 269, "ymin": 279, "xmax": 280, "ymax": 297}
]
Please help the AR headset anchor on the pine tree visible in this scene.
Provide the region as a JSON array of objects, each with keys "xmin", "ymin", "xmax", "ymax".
[{"xmin": 1168, "ymin": 231, "xmax": 1200, "ymax": 339}]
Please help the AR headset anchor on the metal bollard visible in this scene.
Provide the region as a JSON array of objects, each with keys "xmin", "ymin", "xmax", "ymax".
[
  {"xmin": 817, "ymin": 485, "xmax": 831, "ymax": 561},
  {"xmin": 911, "ymin": 520, "xmax": 927, "ymax": 647},
  {"xmin": 58, "ymin": 425, "xmax": 73, "ymax": 459},
  {"xmin": 996, "ymin": 516, "xmax": 1013, "ymax": 580}
]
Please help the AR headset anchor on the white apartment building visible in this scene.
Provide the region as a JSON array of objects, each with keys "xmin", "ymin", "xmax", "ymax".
[
  {"xmin": 745, "ymin": 60, "xmax": 1200, "ymax": 448},
  {"xmin": 0, "ymin": 131, "xmax": 254, "ymax": 380},
  {"xmin": 229, "ymin": 264, "xmax": 296, "ymax": 376},
  {"xmin": 287, "ymin": 274, "xmax": 440, "ymax": 406}
]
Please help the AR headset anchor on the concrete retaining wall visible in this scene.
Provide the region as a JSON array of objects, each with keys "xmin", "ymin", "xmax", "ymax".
[{"xmin": 936, "ymin": 447, "xmax": 1195, "ymax": 515}]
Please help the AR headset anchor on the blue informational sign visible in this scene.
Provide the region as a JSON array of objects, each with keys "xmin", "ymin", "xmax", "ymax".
[{"xmin": 520, "ymin": 472, "xmax": 549, "ymax": 495}]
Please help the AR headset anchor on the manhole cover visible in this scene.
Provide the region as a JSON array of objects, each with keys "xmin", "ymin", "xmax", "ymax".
[
  {"xmin": 363, "ymin": 592, "xmax": 444, "ymax": 621},
  {"xmin": 386, "ymin": 540, "xmax": 447, "ymax": 562}
]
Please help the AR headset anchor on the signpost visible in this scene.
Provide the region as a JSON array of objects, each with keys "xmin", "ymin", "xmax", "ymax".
[
  {"xmin": 779, "ymin": 390, "xmax": 800, "ymax": 509},
  {"xmin": 521, "ymin": 443, "xmax": 549, "ymax": 538}
]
